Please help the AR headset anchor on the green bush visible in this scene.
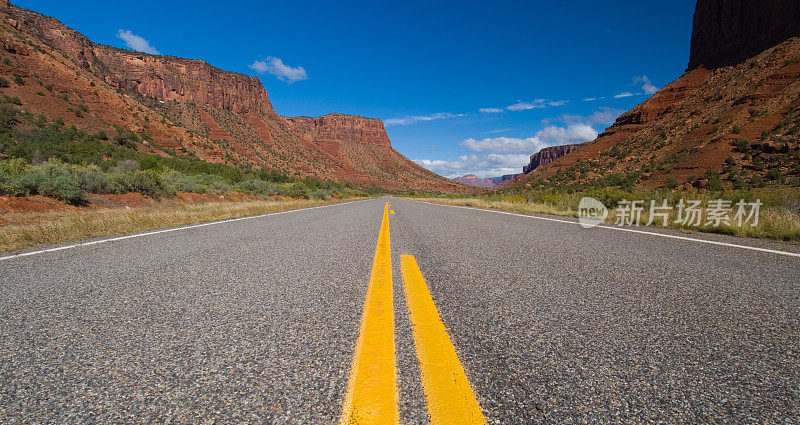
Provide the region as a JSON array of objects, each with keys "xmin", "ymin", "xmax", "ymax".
[
  {"xmin": 39, "ymin": 174, "xmax": 84, "ymax": 204},
  {"xmin": 766, "ymin": 169, "xmax": 785, "ymax": 183},
  {"xmin": 112, "ymin": 159, "xmax": 139, "ymax": 174},
  {"xmin": 732, "ymin": 138, "xmax": 749, "ymax": 152},
  {"xmin": 236, "ymin": 178, "xmax": 285, "ymax": 196},
  {"xmin": 0, "ymin": 162, "xmax": 85, "ymax": 204},
  {"xmin": 752, "ymin": 156, "xmax": 765, "ymax": 171},
  {"xmin": 110, "ymin": 170, "xmax": 171, "ymax": 198},
  {"xmin": 76, "ymin": 166, "xmax": 111, "ymax": 193},
  {"xmin": 9, "ymin": 171, "xmax": 47, "ymax": 195},
  {"xmin": 0, "ymin": 77, "xmax": 8, "ymax": 88},
  {"xmin": 0, "ymin": 103, "xmax": 18, "ymax": 128}
]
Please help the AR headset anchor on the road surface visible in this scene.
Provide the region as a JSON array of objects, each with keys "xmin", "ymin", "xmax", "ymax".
[{"xmin": 1, "ymin": 198, "xmax": 798, "ymax": 423}]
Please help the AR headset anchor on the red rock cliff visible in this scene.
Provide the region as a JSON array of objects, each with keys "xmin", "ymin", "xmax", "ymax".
[
  {"xmin": 94, "ymin": 48, "xmax": 274, "ymax": 116},
  {"xmin": 689, "ymin": 0, "xmax": 800, "ymax": 70},
  {"xmin": 522, "ymin": 144, "xmax": 584, "ymax": 174},
  {"xmin": 283, "ymin": 113, "xmax": 392, "ymax": 150},
  {"xmin": 3, "ymin": 2, "xmax": 274, "ymax": 116}
]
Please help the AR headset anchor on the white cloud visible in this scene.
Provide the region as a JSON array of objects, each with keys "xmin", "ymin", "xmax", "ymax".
[
  {"xmin": 506, "ymin": 100, "xmax": 546, "ymax": 111},
  {"xmin": 479, "ymin": 107, "xmax": 504, "ymax": 113},
  {"xmin": 535, "ymin": 124, "xmax": 598, "ymax": 145},
  {"xmin": 116, "ymin": 29, "xmax": 160, "ymax": 55},
  {"xmin": 504, "ymin": 99, "xmax": 567, "ymax": 111},
  {"xmin": 583, "ymin": 97, "xmax": 597, "ymax": 102},
  {"xmin": 384, "ymin": 112, "xmax": 465, "ymax": 126},
  {"xmin": 613, "ymin": 92, "xmax": 634, "ymax": 98},
  {"xmin": 249, "ymin": 57, "xmax": 308, "ymax": 83},
  {"xmin": 635, "ymin": 75, "xmax": 659, "ymax": 95},
  {"xmin": 461, "ymin": 124, "xmax": 598, "ymax": 154},
  {"xmin": 559, "ymin": 107, "xmax": 625, "ymax": 126},
  {"xmin": 486, "ymin": 128, "xmax": 512, "ymax": 134},
  {"xmin": 413, "ymin": 154, "xmax": 532, "ymax": 179},
  {"xmin": 462, "ymin": 136, "xmax": 549, "ymax": 154},
  {"xmin": 423, "ymin": 123, "xmax": 598, "ymax": 178}
]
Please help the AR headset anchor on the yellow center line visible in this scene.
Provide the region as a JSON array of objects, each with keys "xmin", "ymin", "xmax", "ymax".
[
  {"xmin": 340, "ymin": 202, "xmax": 398, "ymax": 424},
  {"xmin": 400, "ymin": 255, "xmax": 487, "ymax": 425}
]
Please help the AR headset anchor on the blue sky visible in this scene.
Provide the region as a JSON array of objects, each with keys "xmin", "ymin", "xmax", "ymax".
[{"xmin": 17, "ymin": 0, "xmax": 697, "ymax": 178}]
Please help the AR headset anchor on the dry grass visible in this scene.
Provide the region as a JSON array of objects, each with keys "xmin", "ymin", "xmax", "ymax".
[
  {"xmin": 412, "ymin": 197, "xmax": 800, "ymax": 243},
  {"xmin": 412, "ymin": 197, "xmax": 579, "ymax": 218},
  {"xmin": 0, "ymin": 198, "xmax": 361, "ymax": 253}
]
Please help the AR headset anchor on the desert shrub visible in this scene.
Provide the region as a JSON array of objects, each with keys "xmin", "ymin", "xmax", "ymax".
[
  {"xmin": 0, "ymin": 77, "xmax": 8, "ymax": 88},
  {"xmin": 236, "ymin": 178, "xmax": 285, "ymax": 196},
  {"xmin": 0, "ymin": 162, "xmax": 85, "ymax": 204},
  {"xmin": 766, "ymin": 169, "xmax": 785, "ymax": 183},
  {"xmin": 752, "ymin": 156, "xmax": 765, "ymax": 171},
  {"xmin": 39, "ymin": 174, "xmax": 84, "ymax": 204},
  {"xmin": 732, "ymin": 138, "xmax": 749, "ymax": 152},
  {"xmin": 13, "ymin": 75, "xmax": 24, "ymax": 85},
  {"xmin": 76, "ymin": 165, "xmax": 111, "ymax": 193},
  {"xmin": 8, "ymin": 170, "xmax": 46, "ymax": 195},
  {"xmin": 732, "ymin": 125, "xmax": 742, "ymax": 134},
  {"xmin": 0, "ymin": 103, "xmax": 18, "ymax": 128},
  {"xmin": 704, "ymin": 170, "xmax": 723, "ymax": 191},
  {"xmin": 666, "ymin": 177, "xmax": 679, "ymax": 189},
  {"xmin": 1, "ymin": 95, "xmax": 21, "ymax": 105},
  {"xmin": 112, "ymin": 159, "xmax": 139, "ymax": 174},
  {"xmin": 110, "ymin": 170, "xmax": 171, "ymax": 198}
]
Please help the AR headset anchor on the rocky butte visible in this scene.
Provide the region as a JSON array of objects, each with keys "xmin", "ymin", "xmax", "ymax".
[
  {"xmin": 0, "ymin": 1, "xmax": 468, "ymax": 192},
  {"xmin": 522, "ymin": 144, "xmax": 584, "ymax": 174}
]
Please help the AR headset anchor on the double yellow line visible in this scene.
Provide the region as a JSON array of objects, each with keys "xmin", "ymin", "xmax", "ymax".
[{"xmin": 340, "ymin": 202, "xmax": 486, "ymax": 424}]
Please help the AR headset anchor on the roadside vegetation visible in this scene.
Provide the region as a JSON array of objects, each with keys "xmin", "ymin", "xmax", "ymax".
[
  {"xmin": 0, "ymin": 100, "xmax": 373, "ymax": 204},
  {"xmin": 0, "ymin": 98, "xmax": 375, "ymax": 251},
  {"xmin": 0, "ymin": 198, "xmax": 356, "ymax": 252},
  {"xmin": 411, "ymin": 187, "xmax": 800, "ymax": 243}
]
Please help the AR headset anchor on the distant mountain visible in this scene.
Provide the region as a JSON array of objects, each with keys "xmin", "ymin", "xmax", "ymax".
[
  {"xmin": 490, "ymin": 174, "xmax": 520, "ymax": 185},
  {"xmin": 0, "ymin": 1, "xmax": 469, "ymax": 192},
  {"xmin": 452, "ymin": 174, "xmax": 497, "ymax": 189},
  {"xmin": 452, "ymin": 173, "xmax": 520, "ymax": 189},
  {"xmin": 509, "ymin": 0, "xmax": 800, "ymax": 191}
]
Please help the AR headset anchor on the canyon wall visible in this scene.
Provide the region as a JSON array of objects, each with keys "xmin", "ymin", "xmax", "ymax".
[
  {"xmin": 689, "ymin": 0, "xmax": 800, "ymax": 69},
  {"xmin": 283, "ymin": 113, "xmax": 392, "ymax": 152}
]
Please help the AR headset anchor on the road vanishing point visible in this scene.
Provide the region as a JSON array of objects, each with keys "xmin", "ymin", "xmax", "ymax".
[{"xmin": 1, "ymin": 198, "xmax": 799, "ymax": 423}]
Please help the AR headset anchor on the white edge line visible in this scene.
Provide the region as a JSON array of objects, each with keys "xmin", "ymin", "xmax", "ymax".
[
  {"xmin": 414, "ymin": 200, "xmax": 800, "ymax": 259},
  {"xmin": 0, "ymin": 199, "xmax": 370, "ymax": 262}
]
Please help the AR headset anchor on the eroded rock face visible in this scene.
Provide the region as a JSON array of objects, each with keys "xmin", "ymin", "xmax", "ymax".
[
  {"xmin": 689, "ymin": 0, "xmax": 800, "ymax": 70},
  {"xmin": 523, "ymin": 144, "xmax": 584, "ymax": 174},
  {"xmin": 94, "ymin": 49, "xmax": 275, "ymax": 116},
  {"xmin": 283, "ymin": 114, "xmax": 391, "ymax": 151}
]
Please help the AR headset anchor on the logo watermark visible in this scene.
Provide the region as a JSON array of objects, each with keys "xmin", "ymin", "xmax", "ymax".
[
  {"xmin": 578, "ymin": 197, "xmax": 762, "ymax": 228},
  {"xmin": 578, "ymin": 197, "xmax": 609, "ymax": 228}
]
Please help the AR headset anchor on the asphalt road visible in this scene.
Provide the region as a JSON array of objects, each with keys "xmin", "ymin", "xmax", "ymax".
[{"xmin": 1, "ymin": 197, "xmax": 799, "ymax": 423}]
